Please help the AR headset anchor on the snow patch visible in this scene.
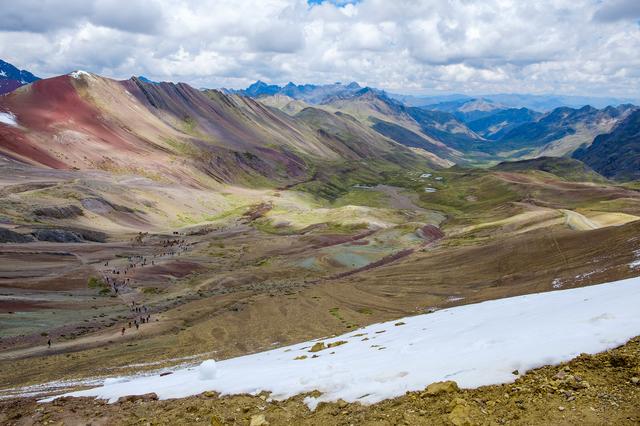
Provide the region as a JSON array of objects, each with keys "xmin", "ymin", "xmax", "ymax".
[
  {"xmin": 69, "ymin": 70, "xmax": 91, "ymax": 79},
  {"xmin": 424, "ymin": 187, "xmax": 437, "ymax": 193},
  {"xmin": 43, "ymin": 277, "xmax": 640, "ymax": 408},
  {"xmin": 198, "ymin": 360, "xmax": 217, "ymax": 380},
  {"xmin": 0, "ymin": 111, "xmax": 17, "ymax": 127}
]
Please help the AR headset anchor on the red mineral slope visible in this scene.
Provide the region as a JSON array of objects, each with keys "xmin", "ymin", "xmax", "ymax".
[{"xmin": 0, "ymin": 72, "xmax": 435, "ymax": 187}]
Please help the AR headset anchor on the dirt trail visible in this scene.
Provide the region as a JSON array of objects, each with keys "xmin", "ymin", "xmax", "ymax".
[
  {"xmin": 561, "ymin": 209, "xmax": 600, "ymax": 231},
  {"xmin": 0, "ymin": 315, "xmax": 170, "ymax": 361}
]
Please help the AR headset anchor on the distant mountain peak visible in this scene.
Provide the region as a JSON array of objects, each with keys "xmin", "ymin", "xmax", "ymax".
[
  {"xmin": 137, "ymin": 75, "xmax": 158, "ymax": 84},
  {"xmin": 230, "ymin": 80, "xmax": 364, "ymax": 104},
  {"xmin": 243, "ymin": 80, "xmax": 281, "ymax": 97},
  {"xmin": 0, "ymin": 58, "xmax": 40, "ymax": 95}
]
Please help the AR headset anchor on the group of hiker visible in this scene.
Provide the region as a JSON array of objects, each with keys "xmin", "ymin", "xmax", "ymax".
[
  {"xmin": 158, "ymin": 238, "xmax": 190, "ymax": 257},
  {"xmin": 121, "ymin": 302, "xmax": 152, "ymax": 336},
  {"xmin": 48, "ymin": 234, "xmax": 194, "ymax": 348}
]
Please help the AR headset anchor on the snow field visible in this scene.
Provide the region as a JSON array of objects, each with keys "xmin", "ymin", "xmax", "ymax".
[{"xmin": 45, "ymin": 276, "xmax": 640, "ymax": 409}]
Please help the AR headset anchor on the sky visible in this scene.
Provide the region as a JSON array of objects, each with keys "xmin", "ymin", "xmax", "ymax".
[{"xmin": 0, "ymin": 0, "xmax": 639, "ymax": 97}]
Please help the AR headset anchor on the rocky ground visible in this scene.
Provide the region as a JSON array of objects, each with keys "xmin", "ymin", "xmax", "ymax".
[{"xmin": 1, "ymin": 337, "xmax": 639, "ymax": 425}]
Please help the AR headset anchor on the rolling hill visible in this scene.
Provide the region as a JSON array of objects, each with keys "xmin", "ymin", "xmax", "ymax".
[{"xmin": 259, "ymin": 87, "xmax": 490, "ymax": 164}]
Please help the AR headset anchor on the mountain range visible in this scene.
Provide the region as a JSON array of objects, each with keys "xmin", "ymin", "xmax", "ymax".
[
  {"xmin": 0, "ymin": 70, "xmax": 429, "ymax": 189},
  {"xmin": 391, "ymin": 92, "xmax": 640, "ymax": 111},
  {"xmin": 0, "ymin": 59, "xmax": 639, "ymax": 181},
  {"xmin": 249, "ymin": 81, "xmax": 638, "ymax": 167},
  {"xmin": 227, "ymin": 80, "xmax": 364, "ymax": 104}
]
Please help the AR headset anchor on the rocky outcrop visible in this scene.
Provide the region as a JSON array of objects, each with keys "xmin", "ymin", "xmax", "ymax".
[
  {"xmin": 0, "ymin": 228, "xmax": 35, "ymax": 243},
  {"xmin": 32, "ymin": 205, "xmax": 83, "ymax": 219},
  {"xmin": 31, "ymin": 227, "xmax": 107, "ymax": 243}
]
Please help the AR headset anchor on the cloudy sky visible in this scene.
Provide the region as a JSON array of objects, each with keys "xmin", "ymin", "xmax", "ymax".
[{"xmin": 1, "ymin": 0, "xmax": 639, "ymax": 96}]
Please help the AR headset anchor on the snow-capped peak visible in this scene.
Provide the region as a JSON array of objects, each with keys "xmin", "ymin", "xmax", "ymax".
[{"xmin": 69, "ymin": 70, "xmax": 92, "ymax": 79}]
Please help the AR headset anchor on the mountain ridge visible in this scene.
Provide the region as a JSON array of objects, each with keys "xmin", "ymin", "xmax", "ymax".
[{"xmin": 0, "ymin": 59, "xmax": 40, "ymax": 95}]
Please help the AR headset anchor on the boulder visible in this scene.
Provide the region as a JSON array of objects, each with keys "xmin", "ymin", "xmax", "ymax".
[
  {"xmin": 448, "ymin": 404, "xmax": 474, "ymax": 426},
  {"xmin": 424, "ymin": 381, "xmax": 459, "ymax": 396},
  {"xmin": 0, "ymin": 228, "xmax": 35, "ymax": 243},
  {"xmin": 117, "ymin": 392, "xmax": 158, "ymax": 404},
  {"xmin": 249, "ymin": 414, "xmax": 269, "ymax": 426},
  {"xmin": 309, "ymin": 342, "xmax": 326, "ymax": 353}
]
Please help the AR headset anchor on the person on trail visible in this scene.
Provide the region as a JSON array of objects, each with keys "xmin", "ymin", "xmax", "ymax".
[
  {"xmin": 121, "ymin": 327, "xmax": 125, "ymax": 336},
  {"xmin": 128, "ymin": 321, "xmax": 132, "ymax": 328},
  {"xmin": 135, "ymin": 321, "xmax": 139, "ymax": 330},
  {"xmin": 47, "ymin": 339, "xmax": 51, "ymax": 348}
]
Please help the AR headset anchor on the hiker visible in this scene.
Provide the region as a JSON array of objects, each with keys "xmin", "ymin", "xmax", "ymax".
[
  {"xmin": 47, "ymin": 339, "xmax": 51, "ymax": 348},
  {"xmin": 121, "ymin": 327, "xmax": 125, "ymax": 336},
  {"xmin": 135, "ymin": 321, "xmax": 139, "ymax": 330},
  {"xmin": 128, "ymin": 321, "xmax": 132, "ymax": 328}
]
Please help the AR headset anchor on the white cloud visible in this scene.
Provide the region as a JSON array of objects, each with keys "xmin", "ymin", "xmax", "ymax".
[{"xmin": 0, "ymin": 0, "xmax": 638, "ymax": 97}]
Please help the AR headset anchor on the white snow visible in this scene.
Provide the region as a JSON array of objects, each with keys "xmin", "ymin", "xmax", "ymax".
[
  {"xmin": 424, "ymin": 187, "xmax": 437, "ymax": 193},
  {"xmin": 198, "ymin": 360, "xmax": 218, "ymax": 380},
  {"xmin": 44, "ymin": 276, "xmax": 640, "ymax": 408},
  {"xmin": 69, "ymin": 70, "xmax": 91, "ymax": 79},
  {"xmin": 0, "ymin": 111, "xmax": 17, "ymax": 127},
  {"xmin": 420, "ymin": 173, "xmax": 432, "ymax": 178}
]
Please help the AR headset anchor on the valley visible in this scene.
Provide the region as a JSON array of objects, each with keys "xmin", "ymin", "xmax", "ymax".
[{"xmin": 0, "ymin": 61, "xmax": 639, "ymax": 425}]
